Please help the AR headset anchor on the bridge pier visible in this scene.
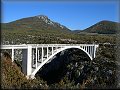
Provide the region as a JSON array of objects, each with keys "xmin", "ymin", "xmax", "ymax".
[
  {"xmin": 12, "ymin": 48, "xmax": 14, "ymax": 62},
  {"xmin": 35, "ymin": 47, "xmax": 38, "ymax": 68},
  {"xmin": 22, "ymin": 45, "xmax": 32, "ymax": 77},
  {"xmin": 42, "ymin": 47, "xmax": 43, "ymax": 62},
  {"xmin": 47, "ymin": 47, "xmax": 48, "ymax": 58}
]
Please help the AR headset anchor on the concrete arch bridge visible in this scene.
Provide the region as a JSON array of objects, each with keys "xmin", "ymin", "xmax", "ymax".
[{"xmin": 1, "ymin": 44, "xmax": 99, "ymax": 78}]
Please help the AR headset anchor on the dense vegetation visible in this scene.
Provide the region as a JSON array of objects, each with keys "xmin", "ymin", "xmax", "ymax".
[
  {"xmin": 1, "ymin": 52, "xmax": 48, "ymax": 89},
  {"xmin": 1, "ymin": 30, "xmax": 116, "ymax": 45}
]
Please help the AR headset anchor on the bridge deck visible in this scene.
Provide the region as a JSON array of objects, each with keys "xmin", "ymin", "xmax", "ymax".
[{"xmin": 1, "ymin": 44, "xmax": 98, "ymax": 49}]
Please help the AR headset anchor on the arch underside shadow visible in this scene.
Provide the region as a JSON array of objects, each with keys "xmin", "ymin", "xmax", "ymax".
[{"xmin": 31, "ymin": 46, "xmax": 92, "ymax": 76}]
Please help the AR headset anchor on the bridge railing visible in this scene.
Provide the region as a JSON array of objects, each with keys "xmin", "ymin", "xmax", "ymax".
[{"xmin": 1, "ymin": 44, "xmax": 99, "ymax": 49}]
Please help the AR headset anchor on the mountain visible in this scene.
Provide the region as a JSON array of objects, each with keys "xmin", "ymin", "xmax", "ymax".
[
  {"xmin": 80, "ymin": 20, "xmax": 120, "ymax": 34},
  {"xmin": 2, "ymin": 15, "xmax": 71, "ymax": 33},
  {"xmin": 2, "ymin": 15, "xmax": 119, "ymax": 34}
]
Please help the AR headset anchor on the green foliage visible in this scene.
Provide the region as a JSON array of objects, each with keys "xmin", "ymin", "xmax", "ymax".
[{"xmin": 1, "ymin": 53, "xmax": 48, "ymax": 89}]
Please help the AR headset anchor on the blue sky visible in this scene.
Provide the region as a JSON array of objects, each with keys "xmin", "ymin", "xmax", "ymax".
[{"xmin": 2, "ymin": 0, "xmax": 119, "ymax": 30}]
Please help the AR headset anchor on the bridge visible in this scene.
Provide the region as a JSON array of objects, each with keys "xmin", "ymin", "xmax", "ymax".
[{"xmin": 1, "ymin": 44, "xmax": 99, "ymax": 79}]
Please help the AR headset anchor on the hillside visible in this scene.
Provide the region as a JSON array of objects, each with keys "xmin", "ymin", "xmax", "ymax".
[
  {"xmin": 80, "ymin": 20, "xmax": 120, "ymax": 34},
  {"xmin": 2, "ymin": 15, "xmax": 71, "ymax": 33},
  {"xmin": 1, "ymin": 52, "xmax": 48, "ymax": 89}
]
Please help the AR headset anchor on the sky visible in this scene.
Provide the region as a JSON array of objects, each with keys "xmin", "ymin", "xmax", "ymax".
[{"xmin": 2, "ymin": 0, "xmax": 119, "ymax": 30}]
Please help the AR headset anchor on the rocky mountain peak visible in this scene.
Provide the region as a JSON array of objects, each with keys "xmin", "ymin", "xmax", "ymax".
[
  {"xmin": 36, "ymin": 15, "xmax": 50, "ymax": 23},
  {"xmin": 35, "ymin": 15, "xmax": 67, "ymax": 29},
  {"xmin": 36, "ymin": 15, "xmax": 48, "ymax": 19}
]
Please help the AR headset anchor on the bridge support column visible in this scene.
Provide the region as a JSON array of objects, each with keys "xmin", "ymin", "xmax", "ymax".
[
  {"xmin": 52, "ymin": 47, "xmax": 53, "ymax": 55},
  {"xmin": 41, "ymin": 47, "xmax": 43, "ymax": 62},
  {"xmin": 47, "ymin": 47, "xmax": 48, "ymax": 58},
  {"xmin": 90, "ymin": 46, "xmax": 92, "ymax": 56},
  {"xmin": 93, "ymin": 45, "xmax": 97, "ymax": 58},
  {"xmin": 35, "ymin": 47, "xmax": 38, "ymax": 68},
  {"xmin": 91, "ymin": 46, "xmax": 94, "ymax": 59},
  {"xmin": 38, "ymin": 49, "xmax": 39, "ymax": 62},
  {"xmin": 22, "ymin": 45, "xmax": 32, "ymax": 78},
  {"xmin": 11, "ymin": 48, "xmax": 14, "ymax": 62}
]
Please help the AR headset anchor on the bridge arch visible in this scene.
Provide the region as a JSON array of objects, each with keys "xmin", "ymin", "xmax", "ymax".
[{"xmin": 31, "ymin": 46, "xmax": 92, "ymax": 76}]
